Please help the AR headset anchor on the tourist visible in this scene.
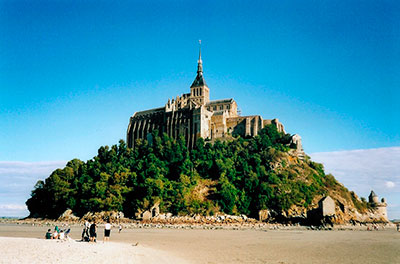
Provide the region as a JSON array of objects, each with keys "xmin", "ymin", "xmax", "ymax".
[
  {"xmin": 45, "ymin": 229, "xmax": 52, "ymax": 239},
  {"xmin": 59, "ymin": 230, "xmax": 65, "ymax": 240},
  {"xmin": 89, "ymin": 221, "xmax": 97, "ymax": 242},
  {"xmin": 396, "ymin": 223, "xmax": 400, "ymax": 232},
  {"xmin": 52, "ymin": 228, "xmax": 58, "ymax": 239},
  {"xmin": 104, "ymin": 220, "xmax": 112, "ymax": 242},
  {"xmin": 81, "ymin": 220, "xmax": 90, "ymax": 241},
  {"xmin": 119, "ymin": 224, "xmax": 122, "ymax": 233}
]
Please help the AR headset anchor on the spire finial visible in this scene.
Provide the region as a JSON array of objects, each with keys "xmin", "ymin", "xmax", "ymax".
[{"xmin": 197, "ymin": 40, "xmax": 203, "ymax": 74}]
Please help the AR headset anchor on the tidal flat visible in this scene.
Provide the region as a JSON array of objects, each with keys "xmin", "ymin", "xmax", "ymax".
[{"xmin": 0, "ymin": 223, "xmax": 399, "ymax": 263}]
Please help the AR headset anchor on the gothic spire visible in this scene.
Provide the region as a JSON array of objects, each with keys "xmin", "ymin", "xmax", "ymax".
[
  {"xmin": 197, "ymin": 40, "xmax": 203, "ymax": 74},
  {"xmin": 191, "ymin": 40, "xmax": 207, "ymax": 88}
]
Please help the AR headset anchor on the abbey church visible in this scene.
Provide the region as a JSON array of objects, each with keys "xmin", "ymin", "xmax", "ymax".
[{"xmin": 127, "ymin": 47, "xmax": 300, "ymax": 150}]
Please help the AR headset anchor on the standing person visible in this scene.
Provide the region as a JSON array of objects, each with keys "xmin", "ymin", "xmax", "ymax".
[
  {"xmin": 104, "ymin": 220, "xmax": 111, "ymax": 242},
  {"xmin": 81, "ymin": 220, "xmax": 90, "ymax": 241},
  {"xmin": 397, "ymin": 223, "xmax": 400, "ymax": 232},
  {"xmin": 89, "ymin": 221, "xmax": 97, "ymax": 242},
  {"xmin": 119, "ymin": 224, "xmax": 122, "ymax": 233}
]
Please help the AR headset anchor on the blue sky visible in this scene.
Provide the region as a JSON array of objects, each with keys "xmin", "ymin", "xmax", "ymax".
[{"xmin": 0, "ymin": 1, "xmax": 399, "ymax": 218}]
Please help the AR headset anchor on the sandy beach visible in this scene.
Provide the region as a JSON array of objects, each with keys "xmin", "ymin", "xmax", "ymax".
[{"xmin": 1, "ymin": 224, "xmax": 399, "ymax": 263}]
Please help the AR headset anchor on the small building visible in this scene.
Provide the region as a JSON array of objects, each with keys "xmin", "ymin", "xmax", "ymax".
[
  {"xmin": 318, "ymin": 196, "xmax": 336, "ymax": 217},
  {"xmin": 368, "ymin": 190, "xmax": 388, "ymax": 221}
]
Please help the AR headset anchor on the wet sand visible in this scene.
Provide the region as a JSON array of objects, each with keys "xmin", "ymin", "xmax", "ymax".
[{"xmin": 1, "ymin": 224, "xmax": 399, "ymax": 263}]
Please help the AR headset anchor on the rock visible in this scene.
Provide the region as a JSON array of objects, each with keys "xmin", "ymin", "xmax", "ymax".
[
  {"xmin": 259, "ymin": 210, "xmax": 269, "ymax": 222},
  {"xmin": 58, "ymin": 209, "xmax": 79, "ymax": 222}
]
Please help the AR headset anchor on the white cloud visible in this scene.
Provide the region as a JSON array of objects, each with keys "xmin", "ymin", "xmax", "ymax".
[
  {"xmin": 310, "ymin": 146, "xmax": 400, "ymax": 219},
  {"xmin": 0, "ymin": 161, "xmax": 66, "ymax": 176},
  {"xmin": 0, "ymin": 161, "xmax": 66, "ymax": 217},
  {"xmin": 0, "ymin": 204, "xmax": 27, "ymax": 210},
  {"xmin": 385, "ymin": 181, "xmax": 396, "ymax": 188},
  {"xmin": 0, "ymin": 204, "xmax": 28, "ymax": 218}
]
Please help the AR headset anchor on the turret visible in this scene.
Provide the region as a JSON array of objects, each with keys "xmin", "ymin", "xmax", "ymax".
[{"xmin": 368, "ymin": 190, "xmax": 379, "ymax": 205}]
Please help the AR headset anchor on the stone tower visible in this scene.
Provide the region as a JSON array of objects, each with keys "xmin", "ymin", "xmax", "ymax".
[
  {"xmin": 368, "ymin": 190, "xmax": 388, "ymax": 221},
  {"xmin": 190, "ymin": 41, "xmax": 209, "ymax": 105}
]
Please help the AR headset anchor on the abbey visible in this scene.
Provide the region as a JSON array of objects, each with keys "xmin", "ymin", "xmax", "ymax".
[{"xmin": 127, "ymin": 48, "xmax": 299, "ymax": 150}]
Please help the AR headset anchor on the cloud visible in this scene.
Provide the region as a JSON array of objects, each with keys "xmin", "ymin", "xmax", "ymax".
[
  {"xmin": 0, "ymin": 161, "xmax": 67, "ymax": 177},
  {"xmin": 310, "ymin": 146, "xmax": 400, "ymax": 219},
  {"xmin": 0, "ymin": 161, "xmax": 66, "ymax": 217},
  {"xmin": 0, "ymin": 204, "xmax": 28, "ymax": 218},
  {"xmin": 385, "ymin": 181, "xmax": 396, "ymax": 188},
  {"xmin": 0, "ymin": 204, "xmax": 27, "ymax": 210}
]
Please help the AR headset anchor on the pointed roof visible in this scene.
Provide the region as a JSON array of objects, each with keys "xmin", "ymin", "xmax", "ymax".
[{"xmin": 191, "ymin": 40, "xmax": 207, "ymax": 88}]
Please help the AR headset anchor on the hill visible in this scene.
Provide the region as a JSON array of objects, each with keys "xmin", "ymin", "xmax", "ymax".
[{"xmin": 26, "ymin": 125, "xmax": 386, "ymax": 224}]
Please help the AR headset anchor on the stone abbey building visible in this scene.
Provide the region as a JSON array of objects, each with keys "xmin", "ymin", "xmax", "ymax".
[{"xmin": 127, "ymin": 48, "xmax": 298, "ymax": 149}]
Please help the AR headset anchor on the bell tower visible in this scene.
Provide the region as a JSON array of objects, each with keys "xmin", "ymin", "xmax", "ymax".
[{"xmin": 190, "ymin": 40, "xmax": 209, "ymax": 105}]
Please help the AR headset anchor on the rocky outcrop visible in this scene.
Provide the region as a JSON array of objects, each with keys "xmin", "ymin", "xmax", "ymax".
[
  {"xmin": 80, "ymin": 211, "xmax": 128, "ymax": 222},
  {"xmin": 57, "ymin": 209, "xmax": 79, "ymax": 222}
]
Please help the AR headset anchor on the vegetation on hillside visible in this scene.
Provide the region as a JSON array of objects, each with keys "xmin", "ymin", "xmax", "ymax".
[{"xmin": 26, "ymin": 125, "xmax": 364, "ymax": 219}]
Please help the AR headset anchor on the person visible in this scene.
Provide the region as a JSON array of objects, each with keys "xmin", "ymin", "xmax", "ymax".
[
  {"xmin": 81, "ymin": 221, "xmax": 90, "ymax": 241},
  {"xmin": 64, "ymin": 228, "xmax": 71, "ymax": 238},
  {"xmin": 89, "ymin": 221, "xmax": 97, "ymax": 242},
  {"xmin": 104, "ymin": 220, "xmax": 112, "ymax": 242},
  {"xmin": 45, "ymin": 229, "xmax": 52, "ymax": 239},
  {"xmin": 59, "ymin": 230, "xmax": 65, "ymax": 240},
  {"xmin": 52, "ymin": 228, "xmax": 59, "ymax": 239},
  {"xmin": 396, "ymin": 223, "xmax": 400, "ymax": 232},
  {"xmin": 119, "ymin": 224, "xmax": 122, "ymax": 233}
]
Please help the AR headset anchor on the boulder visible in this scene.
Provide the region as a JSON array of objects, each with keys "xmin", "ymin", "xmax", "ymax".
[{"xmin": 58, "ymin": 209, "xmax": 79, "ymax": 222}]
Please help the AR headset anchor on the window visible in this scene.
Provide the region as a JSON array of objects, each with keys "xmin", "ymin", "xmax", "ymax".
[
  {"xmin": 220, "ymin": 105, "xmax": 223, "ymax": 110},
  {"xmin": 227, "ymin": 105, "xmax": 230, "ymax": 109},
  {"xmin": 213, "ymin": 106, "xmax": 217, "ymax": 110}
]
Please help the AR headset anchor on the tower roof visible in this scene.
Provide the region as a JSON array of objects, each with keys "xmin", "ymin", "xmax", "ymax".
[
  {"xmin": 191, "ymin": 73, "xmax": 207, "ymax": 87},
  {"xmin": 191, "ymin": 40, "xmax": 207, "ymax": 88}
]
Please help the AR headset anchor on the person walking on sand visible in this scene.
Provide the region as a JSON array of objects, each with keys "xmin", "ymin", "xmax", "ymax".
[
  {"xmin": 81, "ymin": 220, "xmax": 90, "ymax": 241},
  {"xmin": 104, "ymin": 220, "xmax": 112, "ymax": 242},
  {"xmin": 89, "ymin": 221, "xmax": 97, "ymax": 242}
]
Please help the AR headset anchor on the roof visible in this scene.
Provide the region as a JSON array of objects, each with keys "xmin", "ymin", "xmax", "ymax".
[
  {"xmin": 207, "ymin": 98, "xmax": 235, "ymax": 105},
  {"xmin": 190, "ymin": 73, "xmax": 207, "ymax": 88},
  {"xmin": 133, "ymin": 107, "xmax": 164, "ymax": 117}
]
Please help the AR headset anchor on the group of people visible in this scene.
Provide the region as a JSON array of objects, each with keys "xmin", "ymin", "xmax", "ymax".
[
  {"xmin": 45, "ymin": 225, "xmax": 70, "ymax": 240},
  {"xmin": 81, "ymin": 220, "xmax": 114, "ymax": 242},
  {"xmin": 45, "ymin": 220, "xmax": 121, "ymax": 242}
]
